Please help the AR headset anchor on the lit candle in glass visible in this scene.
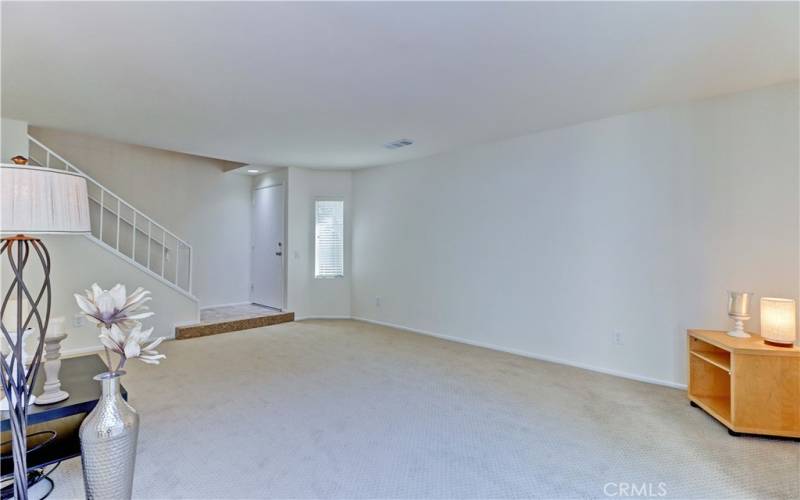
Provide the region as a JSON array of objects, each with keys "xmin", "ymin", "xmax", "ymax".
[
  {"xmin": 728, "ymin": 291, "xmax": 753, "ymax": 317},
  {"xmin": 47, "ymin": 317, "xmax": 65, "ymax": 339},
  {"xmin": 727, "ymin": 291, "xmax": 753, "ymax": 338}
]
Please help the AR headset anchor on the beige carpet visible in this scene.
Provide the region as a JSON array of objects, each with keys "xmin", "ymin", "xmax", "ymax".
[{"xmin": 50, "ymin": 320, "xmax": 799, "ymax": 499}]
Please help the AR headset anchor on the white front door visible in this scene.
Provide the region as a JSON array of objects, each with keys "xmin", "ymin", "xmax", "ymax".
[{"xmin": 251, "ymin": 184, "xmax": 285, "ymax": 309}]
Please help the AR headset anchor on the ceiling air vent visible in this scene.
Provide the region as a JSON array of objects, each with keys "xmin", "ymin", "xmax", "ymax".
[{"xmin": 384, "ymin": 139, "xmax": 414, "ymax": 150}]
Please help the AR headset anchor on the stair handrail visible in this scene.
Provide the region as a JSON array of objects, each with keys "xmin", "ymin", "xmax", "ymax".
[{"xmin": 26, "ymin": 135, "xmax": 194, "ymax": 298}]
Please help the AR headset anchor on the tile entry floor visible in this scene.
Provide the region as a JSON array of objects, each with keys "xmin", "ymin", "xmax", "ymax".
[{"xmin": 199, "ymin": 303, "xmax": 282, "ymax": 323}]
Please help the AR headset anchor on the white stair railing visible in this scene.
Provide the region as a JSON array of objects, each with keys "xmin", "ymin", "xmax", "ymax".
[{"xmin": 26, "ymin": 136, "xmax": 195, "ymax": 299}]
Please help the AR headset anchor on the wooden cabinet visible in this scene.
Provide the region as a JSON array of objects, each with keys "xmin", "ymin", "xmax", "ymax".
[{"xmin": 687, "ymin": 329, "xmax": 799, "ymax": 438}]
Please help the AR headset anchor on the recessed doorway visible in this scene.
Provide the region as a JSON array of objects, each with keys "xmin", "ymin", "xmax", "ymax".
[{"xmin": 251, "ymin": 183, "xmax": 285, "ymax": 310}]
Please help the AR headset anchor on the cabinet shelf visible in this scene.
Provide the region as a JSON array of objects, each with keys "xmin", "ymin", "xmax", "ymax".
[
  {"xmin": 690, "ymin": 350, "xmax": 730, "ymax": 373},
  {"xmin": 692, "ymin": 394, "xmax": 731, "ymax": 424}
]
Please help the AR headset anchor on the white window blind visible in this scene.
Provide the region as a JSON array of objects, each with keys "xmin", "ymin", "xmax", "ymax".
[{"xmin": 315, "ymin": 200, "xmax": 344, "ymax": 278}]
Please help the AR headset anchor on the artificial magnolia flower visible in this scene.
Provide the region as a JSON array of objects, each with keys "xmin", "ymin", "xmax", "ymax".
[
  {"xmin": 74, "ymin": 283, "xmax": 153, "ymax": 330},
  {"xmin": 99, "ymin": 323, "xmax": 166, "ymax": 370}
]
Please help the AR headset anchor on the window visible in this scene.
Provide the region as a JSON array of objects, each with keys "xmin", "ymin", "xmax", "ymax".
[{"xmin": 314, "ymin": 200, "xmax": 344, "ymax": 278}]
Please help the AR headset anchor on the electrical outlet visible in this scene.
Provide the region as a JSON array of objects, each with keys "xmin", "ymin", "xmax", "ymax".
[
  {"xmin": 375, "ymin": 296, "xmax": 381, "ymax": 308},
  {"xmin": 73, "ymin": 314, "xmax": 86, "ymax": 328},
  {"xmin": 613, "ymin": 331, "xmax": 624, "ymax": 346}
]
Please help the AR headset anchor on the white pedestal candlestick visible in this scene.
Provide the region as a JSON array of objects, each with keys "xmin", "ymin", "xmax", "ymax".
[
  {"xmin": 35, "ymin": 332, "xmax": 69, "ymax": 405},
  {"xmin": 21, "ymin": 327, "xmax": 34, "ymax": 367},
  {"xmin": 728, "ymin": 316, "xmax": 750, "ymax": 338}
]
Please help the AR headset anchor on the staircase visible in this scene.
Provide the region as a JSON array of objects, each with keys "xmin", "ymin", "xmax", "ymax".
[{"xmin": 26, "ymin": 136, "xmax": 197, "ymax": 301}]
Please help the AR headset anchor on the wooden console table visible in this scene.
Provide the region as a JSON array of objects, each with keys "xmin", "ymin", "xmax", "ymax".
[
  {"xmin": 1, "ymin": 355, "xmax": 127, "ymax": 478},
  {"xmin": 687, "ymin": 329, "xmax": 799, "ymax": 438}
]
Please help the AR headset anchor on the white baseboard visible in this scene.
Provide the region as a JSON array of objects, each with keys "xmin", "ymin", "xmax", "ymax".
[
  {"xmin": 351, "ymin": 316, "xmax": 687, "ymax": 390},
  {"xmin": 295, "ymin": 315, "xmax": 353, "ymax": 321},
  {"xmin": 174, "ymin": 319, "xmax": 199, "ymax": 326}
]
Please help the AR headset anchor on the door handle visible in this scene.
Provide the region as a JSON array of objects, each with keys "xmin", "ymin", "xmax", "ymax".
[{"xmin": 275, "ymin": 252, "xmax": 283, "ymax": 256}]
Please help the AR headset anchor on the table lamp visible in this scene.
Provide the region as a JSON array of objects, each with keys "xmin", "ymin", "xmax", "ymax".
[
  {"xmin": 760, "ymin": 297, "xmax": 797, "ymax": 347},
  {"xmin": 0, "ymin": 165, "xmax": 90, "ymax": 500}
]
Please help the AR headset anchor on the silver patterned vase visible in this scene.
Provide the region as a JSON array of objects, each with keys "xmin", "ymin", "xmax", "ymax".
[{"xmin": 79, "ymin": 370, "xmax": 139, "ymax": 500}]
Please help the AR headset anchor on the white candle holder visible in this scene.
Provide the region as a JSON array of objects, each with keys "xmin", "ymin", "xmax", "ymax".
[
  {"xmin": 0, "ymin": 348, "xmax": 36, "ymax": 409},
  {"xmin": 728, "ymin": 315, "xmax": 751, "ymax": 338},
  {"xmin": 21, "ymin": 327, "xmax": 34, "ymax": 367},
  {"xmin": 35, "ymin": 332, "xmax": 69, "ymax": 405},
  {"xmin": 727, "ymin": 291, "xmax": 753, "ymax": 338}
]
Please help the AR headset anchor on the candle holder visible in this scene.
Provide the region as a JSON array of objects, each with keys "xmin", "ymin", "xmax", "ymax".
[
  {"xmin": 35, "ymin": 332, "xmax": 69, "ymax": 405},
  {"xmin": 0, "ymin": 349, "xmax": 36, "ymax": 409},
  {"xmin": 727, "ymin": 291, "xmax": 754, "ymax": 338},
  {"xmin": 0, "ymin": 328, "xmax": 36, "ymax": 409},
  {"xmin": 21, "ymin": 328, "xmax": 34, "ymax": 368}
]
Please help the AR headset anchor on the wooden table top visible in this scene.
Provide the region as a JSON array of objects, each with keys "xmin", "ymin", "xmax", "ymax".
[{"xmin": 688, "ymin": 329, "xmax": 800, "ymax": 357}]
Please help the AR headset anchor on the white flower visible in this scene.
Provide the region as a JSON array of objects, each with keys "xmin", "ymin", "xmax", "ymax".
[
  {"xmin": 99, "ymin": 323, "xmax": 166, "ymax": 367},
  {"xmin": 75, "ymin": 283, "xmax": 164, "ymax": 372},
  {"xmin": 74, "ymin": 283, "xmax": 153, "ymax": 330}
]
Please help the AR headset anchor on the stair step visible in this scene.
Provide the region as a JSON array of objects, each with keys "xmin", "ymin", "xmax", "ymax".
[{"xmin": 176, "ymin": 311, "xmax": 294, "ymax": 339}]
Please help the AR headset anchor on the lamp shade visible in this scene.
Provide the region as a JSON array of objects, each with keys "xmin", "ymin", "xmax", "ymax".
[
  {"xmin": 760, "ymin": 297, "xmax": 796, "ymax": 346},
  {"xmin": 1, "ymin": 165, "xmax": 90, "ymax": 234}
]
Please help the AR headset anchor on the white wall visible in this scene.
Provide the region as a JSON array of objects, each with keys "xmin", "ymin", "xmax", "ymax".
[
  {"xmin": 1, "ymin": 117, "xmax": 29, "ymax": 161},
  {"xmin": 352, "ymin": 83, "xmax": 799, "ymax": 387},
  {"xmin": 287, "ymin": 167, "xmax": 352, "ymax": 319},
  {"xmin": 28, "ymin": 127, "xmax": 253, "ymax": 308},
  {"xmin": 253, "ymin": 168, "xmax": 288, "ymax": 191}
]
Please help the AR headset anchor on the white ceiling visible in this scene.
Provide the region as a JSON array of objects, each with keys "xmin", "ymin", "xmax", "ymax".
[{"xmin": 2, "ymin": 2, "xmax": 797, "ymax": 169}]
